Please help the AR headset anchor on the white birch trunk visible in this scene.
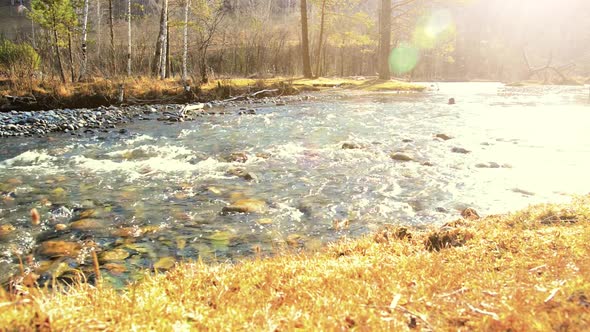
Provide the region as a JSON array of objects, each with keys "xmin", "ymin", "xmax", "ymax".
[
  {"xmin": 79, "ymin": 0, "xmax": 89, "ymax": 80},
  {"xmin": 127, "ymin": 0, "xmax": 132, "ymax": 76},
  {"xmin": 182, "ymin": 0, "xmax": 190, "ymax": 85},
  {"xmin": 158, "ymin": 0, "xmax": 168, "ymax": 79},
  {"xmin": 97, "ymin": 0, "xmax": 101, "ymax": 57}
]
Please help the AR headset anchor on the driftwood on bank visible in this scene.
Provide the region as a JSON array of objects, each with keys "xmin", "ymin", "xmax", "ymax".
[
  {"xmin": 1, "ymin": 95, "xmax": 37, "ymax": 111},
  {"xmin": 222, "ymin": 89, "xmax": 279, "ymax": 102}
]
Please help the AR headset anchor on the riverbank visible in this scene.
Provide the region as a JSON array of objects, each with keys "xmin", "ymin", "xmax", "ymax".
[
  {"xmin": 0, "ymin": 77, "xmax": 425, "ymax": 112},
  {"xmin": 2, "ymin": 196, "xmax": 589, "ymax": 330},
  {"xmin": 0, "ymin": 77, "xmax": 425, "ymax": 137}
]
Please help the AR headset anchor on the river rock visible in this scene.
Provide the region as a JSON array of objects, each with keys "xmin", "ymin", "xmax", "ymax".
[
  {"xmin": 451, "ymin": 147, "xmax": 471, "ymax": 154},
  {"xmin": 112, "ymin": 226, "xmax": 143, "ymax": 238},
  {"xmin": 0, "ymin": 223, "xmax": 15, "ymax": 236},
  {"xmin": 222, "ymin": 198, "xmax": 267, "ymax": 214},
  {"xmin": 226, "ymin": 168, "xmax": 258, "ymax": 181},
  {"xmin": 461, "ymin": 208, "xmax": 480, "ymax": 221},
  {"xmin": 153, "ymin": 257, "xmax": 176, "ymax": 270},
  {"xmin": 224, "ymin": 152, "xmax": 249, "ymax": 163},
  {"xmin": 100, "ymin": 248, "xmax": 130, "ymax": 261},
  {"xmin": 390, "ymin": 153, "xmax": 414, "ymax": 162},
  {"xmin": 436, "ymin": 133, "xmax": 453, "ymax": 140},
  {"xmin": 70, "ymin": 218, "xmax": 104, "ymax": 231},
  {"xmin": 475, "ymin": 162, "xmax": 501, "ymax": 169},
  {"xmin": 104, "ymin": 263, "xmax": 127, "ymax": 274},
  {"xmin": 342, "ymin": 142, "xmax": 363, "ymax": 150},
  {"xmin": 38, "ymin": 241, "xmax": 81, "ymax": 258}
]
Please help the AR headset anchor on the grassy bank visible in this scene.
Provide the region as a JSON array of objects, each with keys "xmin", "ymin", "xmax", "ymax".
[
  {"xmin": 0, "ymin": 76, "xmax": 425, "ymax": 111},
  {"xmin": 1, "ymin": 196, "xmax": 589, "ymax": 330}
]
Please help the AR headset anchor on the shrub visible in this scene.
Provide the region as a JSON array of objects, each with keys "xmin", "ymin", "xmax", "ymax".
[{"xmin": 0, "ymin": 38, "xmax": 40, "ymax": 80}]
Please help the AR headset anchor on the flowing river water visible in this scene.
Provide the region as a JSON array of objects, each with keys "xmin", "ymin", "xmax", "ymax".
[{"xmin": 1, "ymin": 83, "xmax": 589, "ymax": 286}]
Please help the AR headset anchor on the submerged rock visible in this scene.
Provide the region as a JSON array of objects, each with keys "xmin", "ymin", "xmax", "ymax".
[
  {"xmin": 222, "ymin": 198, "xmax": 267, "ymax": 214},
  {"xmin": 436, "ymin": 133, "xmax": 453, "ymax": 140},
  {"xmin": 451, "ymin": 147, "xmax": 471, "ymax": 154},
  {"xmin": 153, "ymin": 257, "xmax": 176, "ymax": 270},
  {"xmin": 224, "ymin": 152, "xmax": 249, "ymax": 163},
  {"xmin": 475, "ymin": 162, "xmax": 501, "ymax": 169},
  {"xmin": 0, "ymin": 224, "xmax": 15, "ymax": 237},
  {"xmin": 342, "ymin": 142, "xmax": 363, "ymax": 150},
  {"xmin": 38, "ymin": 241, "xmax": 82, "ymax": 258},
  {"xmin": 390, "ymin": 153, "xmax": 414, "ymax": 162},
  {"xmin": 226, "ymin": 168, "xmax": 258, "ymax": 181},
  {"xmin": 70, "ymin": 218, "xmax": 104, "ymax": 231},
  {"xmin": 100, "ymin": 248, "xmax": 130, "ymax": 261}
]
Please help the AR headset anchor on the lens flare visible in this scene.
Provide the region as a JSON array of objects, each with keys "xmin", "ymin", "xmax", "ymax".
[
  {"xmin": 413, "ymin": 9, "xmax": 454, "ymax": 49},
  {"xmin": 389, "ymin": 43, "xmax": 420, "ymax": 75}
]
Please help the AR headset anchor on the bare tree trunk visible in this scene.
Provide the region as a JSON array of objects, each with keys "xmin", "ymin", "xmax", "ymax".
[
  {"xmin": 314, "ymin": 0, "xmax": 327, "ymax": 78},
  {"xmin": 300, "ymin": 0, "xmax": 312, "ymax": 78},
  {"xmin": 155, "ymin": 0, "xmax": 168, "ymax": 79},
  {"xmin": 97, "ymin": 0, "xmax": 101, "ymax": 58},
  {"xmin": 153, "ymin": 5, "xmax": 164, "ymax": 75},
  {"xmin": 79, "ymin": 0, "xmax": 89, "ymax": 81},
  {"xmin": 127, "ymin": 0, "xmax": 132, "ymax": 76},
  {"xmin": 182, "ymin": 0, "xmax": 190, "ymax": 86},
  {"xmin": 379, "ymin": 0, "xmax": 391, "ymax": 80},
  {"xmin": 53, "ymin": 26, "xmax": 67, "ymax": 83},
  {"xmin": 165, "ymin": 14, "xmax": 170, "ymax": 78},
  {"xmin": 109, "ymin": 0, "xmax": 116, "ymax": 76},
  {"xmin": 68, "ymin": 29, "xmax": 75, "ymax": 82}
]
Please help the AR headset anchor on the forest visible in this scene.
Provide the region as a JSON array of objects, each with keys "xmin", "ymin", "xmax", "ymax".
[{"xmin": 1, "ymin": 0, "xmax": 590, "ymax": 91}]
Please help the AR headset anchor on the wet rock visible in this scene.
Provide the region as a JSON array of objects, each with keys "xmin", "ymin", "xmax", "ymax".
[
  {"xmin": 153, "ymin": 257, "xmax": 176, "ymax": 270},
  {"xmin": 222, "ymin": 198, "xmax": 267, "ymax": 214},
  {"xmin": 100, "ymin": 248, "xmax": 130, "ymax": 261},
  {"xmin": 475, "ymin": 162, "xmax": 501, "ymax": 169},
  {"xmin": 112, "ymin": 226, "xmax": 143, "ymax": 238},
  {"xmin": 461, "ymin": 208, "xmax": 480, "ymax": 221},
  {"xmin": 512, "ymin": 188, "xmax": 535, "ymax": 196},
  {"xmin": 255, "ymin": 152, "xmax": 271, "ymax": 159},
  {"xmin": 226, "ymin": 168, "xmax": 258, "ymax": 181},
  {"xmin": 257, "ymin": 218, "xmax": 273, "ymax": 225},
  {"xmin": 436, "ymin": 133, "xmax": 453, "ymax": 140},
  {"xmin": 31, "ymin": 208, "xmax": 41, "ymax": 226},
  {"xmin": 104, "ymin": 263, "xmax": 127, "ymax": 274},
  {"xmin": 38, "ymin": 241, "xmax": 81, "ymax": 258},
  {"xmin": 0, "ymin": 223, "xmax": 15, "ymax": 237},
  {"xmin": 390, "ymin": 153, "xmax": 414, "ymax": 162},
  {"xmin": 342, "ymin": 142, "xmax": 363, "ymax": 150},
  {"xmin": 451, "ymin": 147, "xmax": 471, "ymax": 154},
  {"xmin": 70, "ymin": 218, "xmax": 104, "ymax": 231},
  {"xmin": 224, "ymin": 152, "xmax": 249, "ymax": 163},
  {"xmin": 55, "ymin": 224, "xmax": 68, "ymax": 231}
]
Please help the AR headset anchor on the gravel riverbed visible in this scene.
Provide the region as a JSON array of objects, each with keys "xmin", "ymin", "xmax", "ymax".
[{"xmin": 0, "ymin": 95, "xmax": 310, "ymax": 137}]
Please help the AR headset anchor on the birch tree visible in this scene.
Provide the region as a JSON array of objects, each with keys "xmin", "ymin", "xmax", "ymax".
[
  {"xmin": 108, "ymin": 0, "xmax": 116, "ymax": 75},
  {"xmin": 378, "ymin": 0, "xmax": 391, "ymax": 79},
  {"xmin": 127, "ymin": 0, "xmax": 132, "ymax": 76},
  {"xmin": 182, "ymin": 0, "xmax": 190, "ymax": 87},
  {"xmin": 300, "ymin": 0, "xmax": 312, "ymax": 78},
  {"xmin": 154, "ymin": 0, "xmax": 168, "ymax": 79},
  {"xmin": 79, "ymin": 0, "xmax": 89, "ymax": 80}
]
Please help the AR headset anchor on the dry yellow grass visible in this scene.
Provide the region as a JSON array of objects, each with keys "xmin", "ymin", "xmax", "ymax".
[{"xmin": 1, "ymin": 196, "xmax": 589, "ymax": 331}]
